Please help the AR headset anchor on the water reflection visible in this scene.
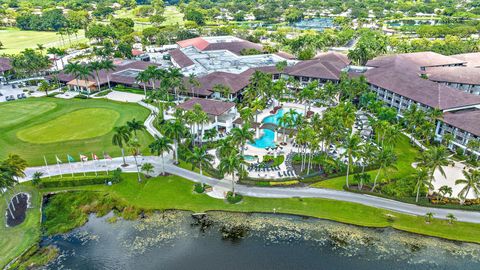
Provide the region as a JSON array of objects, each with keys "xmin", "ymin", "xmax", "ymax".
[{"xmin": 44, "ymin": 211, "xmax": 480, "ymax": 270}]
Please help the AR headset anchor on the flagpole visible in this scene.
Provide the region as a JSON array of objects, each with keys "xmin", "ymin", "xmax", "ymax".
[
  {"xmin": 80, "ymin": 154, "xmax": 86, "ymax": 176},
  {"xmin": 92, "ymin": 153, "xmax": 98, "ymax": 176},
  {"xmin": 43, "ymin": 156, "xmax": 51, "ymax": 179},
  {"xmin": 103, "ymin": 152, "xmax": 109, "ymax": 175},
  {"xmin": 67, "ymin": 155, "xmax": 74, "ymax": 177},
  {"xmin": 55, "ymin": 155, "xmax": 63, "ymax": 178}
]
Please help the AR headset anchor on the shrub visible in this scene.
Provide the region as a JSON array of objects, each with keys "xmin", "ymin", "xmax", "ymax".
[
  {"xmin": 269, "ymin": 180, "xmax": 299, "ymax": 186},
  {"xmin": 226, "ymin": 191, "xmax": 243, "ymax": 204},
  {"xmin": 194, "ymin": 183, "xmax": 205, "ymax": 193},
  {"xmin": 75, "ymin": 94, "xmax": 89, "ymax": 99},
  {"xmin": 38, "ymin": 175, "xmax": 115, "ymax": 188},
  {"xmin": 255, "ymin": 181, "xmax": 270, "ymax": 187}
]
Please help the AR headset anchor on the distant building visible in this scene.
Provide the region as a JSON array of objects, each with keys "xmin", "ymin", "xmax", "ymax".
[{"xmin": 0, "ymin": 58, "xmax": 13, "ymax": 82}]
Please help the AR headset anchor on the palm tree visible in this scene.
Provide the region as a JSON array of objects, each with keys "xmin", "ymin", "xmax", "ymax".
[
  {"xmin": 149, "ymin": 135, "xmax": 173, "ymax": 175},
  {"xmin": 187, "ymin": 146, "xmax": 214, "ymax": 176},
  {"xmin": 187, "ymin": 73, "xmax": 200, "ymax": 97},
  {"xmin": 425, "ymin": 212, "xmax": 434, "ymax": 223},
  {"xmin": 0, "ymin": 166, "xmax": 17, "ymax": 220},
  {"xmin": 126, "ymin": 118, "xmax": 146, "ymax": 141},
  {"xmin": 219, "ymin": 153, "xmax": 244, "ymax": 197},
  {"xmin": 32, "ymin": 171, "xmax": 43, "ymax": 186},
  {"xmin": 64, "ymin": 62, "xmax": 83, "ymax": 91},
  {"xmin": 446, "ymin": 213, "xmax": 456, "ymax": 224},
  {"xmin": 141, "ymin": 163, "xmax": 154, "ymax": 177},
  {"xmin": 218, "ymin": 137, "xmax": 236, "ymax": 159},
  {"xmin": 112, "ymin": 126, "xmax": 131, "ymax": 166},
  {"xmin": 136, "ymin": 69, "xmax": 150, "ymax": 98},
  {"xmin": 438, "ymin": 185, "xmax": 453, "ymax": 200},
  {"xmin": 231, "ymin": 124, "xmax": 255, "ymax": 156},
  {"xmin": 342, "ymin": 133, "xmax": 361, "ymax": 188},
  {"xmin": 129, "ymin": 141, "xmax": 142, "ymax": 182},
  {"xmin": 36, "ymin": 43, "xmax": 45, "ymax": 54},
  {"xmin": 145, "ymin": 65, "xmax": 159, "ymax": 89},
  {"xmin": 167, "ymin": 68, "xmax": 184, "ymax": 100},
  {"xmin": 414, "ymin": 167, "xmax": 432, "ymax": 202},
  {"xmin": 203, "ymin": 129, "xmax": 218, "ymax": 143},
  {"xmin": 162, "ymin": 120, "xmax": 187, "ymax": 164},
  {"xmin": 417, "ymin": 146, "xmax": 450, "ymax": 189},
  {"xmin": 455, "ymin": 169, "xmax": 480, "ymax": 204},
  {"xmin": 442, "ymin": 133, "xmax": 454, "ymax": 149},
  {"xmin": 371, "ymin": 147, "xmax": 397, "ymax": 191},
  {"xmin": 88, "ymin": 61, "xmax": 103, "ymax": 91},
  {"xmin": 100, "ymin": 59, "xmax": 115, "ymax": 89}
]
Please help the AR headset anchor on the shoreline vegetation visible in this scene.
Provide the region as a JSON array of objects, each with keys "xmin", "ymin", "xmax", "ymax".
[{"xmin": 3, "ymin": 173, "xmax": 480, "ymax": 268}]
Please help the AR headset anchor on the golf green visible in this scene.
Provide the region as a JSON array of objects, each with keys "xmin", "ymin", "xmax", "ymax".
[
  {"xmin": 17, "ymin": 108, "xmax": 120, "ymax": 144},
  {"xmin": 0, "ymin": 98, "xmax": 153, "ymax": 166}
]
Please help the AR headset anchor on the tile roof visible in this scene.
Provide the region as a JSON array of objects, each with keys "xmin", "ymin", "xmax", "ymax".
[
  {"xmin": 285, "ymin": 57, "xmax": 348, "ymax": 80},
  {"xmin": 451, "ymin": 53, "xmax": 480, "ymax": 68},
  {"xmin": 170, "ymin": 49, "xmax": 195, "ymax": 68},
  {"xmin": 365, "ymin": 66, "xmax": 480, "ymax": 110},
  {"xmin": 366, "ymin": 52, "xmax": 465, "ymax": 70},
  {"xmin": 0, "ymin": 57, "xmax": 12, "ymax": 72},
  {"xmin": 177, "ymin": 37, "xmax": 210, "ymax": 50},
  {"xmin": 177, "ymin": 98, "xmax": 235, "ymax": 116},
  {"xmin": 442, "ymin": 109, "xmax": 480, "ymax": 136},
  {"xmin": 427, "ymin": 67, "xmax": 480, "ymax": 85}
]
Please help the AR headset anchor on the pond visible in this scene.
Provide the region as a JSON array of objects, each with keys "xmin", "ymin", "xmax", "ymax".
[{"xmin": 43, "ymin": 211, "xmax": 480, "ymax": 270}]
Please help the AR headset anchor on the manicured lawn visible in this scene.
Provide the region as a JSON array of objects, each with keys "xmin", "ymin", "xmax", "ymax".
[
  {"xmin": 0, "ymin": 185, "xmax": 41, "ymax": 268},
  {"xmin": 0, "ymin": 98, "xmax": 153, "ymax": 166},
  {"xmin": 311, "ymin": 134, "xmax": 419, "ymax": 190},
  {"xmin": 116, "ymin": 5, "xmax": 184, "ymax": 30},
  {"xmin": 0, "ymin": 27, "xmax": 87, "ymax": 55}
]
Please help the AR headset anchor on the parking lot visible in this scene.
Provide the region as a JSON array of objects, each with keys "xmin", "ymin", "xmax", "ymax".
[{"xmin": 0, "ymin": 83, "xmax": 37, "ymax": 102}]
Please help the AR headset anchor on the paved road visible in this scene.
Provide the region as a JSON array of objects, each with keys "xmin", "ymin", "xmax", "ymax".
[{"xmin": 21, "ymin": 155, "xmax": 480, "ymax": 224}]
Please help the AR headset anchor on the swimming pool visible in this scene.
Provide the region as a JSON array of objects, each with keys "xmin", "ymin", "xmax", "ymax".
[{"xmin": 250, "ymin": 108, "xmax": 303, "ymax": 149}]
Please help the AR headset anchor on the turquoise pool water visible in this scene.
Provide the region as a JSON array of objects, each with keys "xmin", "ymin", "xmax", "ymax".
[
  {"xmin": 251, "ymin": 109, "xmax": 302, "ymax": 149},
  {"xmin": 244, "ymin": 155, "xmax": 257, "ymax": 162}
]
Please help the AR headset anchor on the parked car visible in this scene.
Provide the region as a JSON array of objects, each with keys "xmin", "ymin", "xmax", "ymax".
[
  {"xmin": 17, "ymin": 93, "xmax": 27, "ymax": 99},
  {"xmin": 5, "ymin": 95, "xmax": 15, "ymax": 101}
]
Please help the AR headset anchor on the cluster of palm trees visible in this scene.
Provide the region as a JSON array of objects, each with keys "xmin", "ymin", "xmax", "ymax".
[
  {"xmin": 64, "ymin": 59, "xmax": 115, "ymax": 94},
  {"xmin": 112, "ymin": 119, "xmax": 146, "ymax": 181},
  {"xmin": 0, "ymin": 154, "xmax": 27, "ymax": 220},
  {"xmin": 402, "ymin": 104, "xmax": 442, "ymax": 146},
  {"xmin": 136, "ymin": 66, "xmax": 184, "ymax": 99}
]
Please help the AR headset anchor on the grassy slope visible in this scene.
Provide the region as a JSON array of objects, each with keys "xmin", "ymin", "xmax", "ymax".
[
  {"xmin": 43, "ymin": 174, "xmax": 480, "ymax": 243},
  {"xmin": 312, "ymin": 134, "xmax": 418, "ymax": 190},
  {"xmin": 0, "ymin": 27, "xmax": 87, "ymax": 55},
  {"xmin": 0, "ymin": 98, "xmax": 153, "ymax": 166},
  {"xmin": 0, "ymin": 186, "xmax": 41, "ymax": 268}
]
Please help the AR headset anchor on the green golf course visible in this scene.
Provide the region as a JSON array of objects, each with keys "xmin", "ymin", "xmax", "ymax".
[{"xmin": 0, "ymin": 98, "xmax": 153, "ymax": 166}]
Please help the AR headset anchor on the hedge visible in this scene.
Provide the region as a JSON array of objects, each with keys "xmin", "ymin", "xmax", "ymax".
[{"xmin": 38, "ymin": 175, "xmax": 113, "ymax": 188}]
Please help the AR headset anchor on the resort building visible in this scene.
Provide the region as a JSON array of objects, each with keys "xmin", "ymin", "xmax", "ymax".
[
  {"xmin": 169, "ymin": 36, "xmax": 292, "ymax": 76},
  {"xmin": 56, "ymin": 60, "xmax": 162, "ymax": 93},
  {"xmin": 175, "ymin": 97, "xmax": 238, "ymax": 136},
  {"xmin": 364, "ymin": 52, "xmax": 480, "ymax": 156}
]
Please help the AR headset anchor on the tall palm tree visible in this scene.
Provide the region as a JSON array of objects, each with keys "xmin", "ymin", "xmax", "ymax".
[
  {"xmin": 187, "ymin": 73, "xmax": 201, "ymax": 97},
  {"xmin": 112, "ymin": 126, "xmax": 131, "ymax": 166},
  {"xmin": 145, "ymin": 65, "xmax": 159, "ymax": 90},
  {"xmin": 187, "ymin": 146, "xmax": 214, "ymax": 176},
  {"xmin": 149, "ymin": 135, "xmax": 173, "ymax": 175},
  {"xmin": 126, "ymin": 118, "xmax": 146, "ymax": 140},
  {"xmin": 128, "ymin": 141, "xmax": 142, "ymax": 182},
  {"xmin": 371, "ymin": 147, "xmax": 397, "ymax": 191},
  {"xmin": 136, "ymin": 69, "xmax": 150, "ymax": 97},
  {"xmin": 342, "ymin": 133, "xmax": 361, "ymax": 188},
  {"xmin": 64, "ymin": 62, "xmax": 83, "ymax": 91},
  {"xmin": 88, "ymin": 61, "xmax": 103, "ymax": 91},
  {"xmin": 100, "ymin": 59, "xmax": 115, "ymax": 89},
  {"xmin": 231, "ymin": 124, "xmax": 255, "ymax": 156},
  {"xmin": 167, "ymin": 67, "xmax": 184, "ymax": 100},
  {"xmin": 218, "ymin": 137, "xmax": 236, "ymax": 159},
  {"xmin": 219, "ymin": 153, "xmax": 244, "ymax": 197},
  {"xmin": 162, "ymin": 120, "xmax": 187, "ymax": 164},
  {"xmin": 455, "ymin": 169, "xmax": 480, "ymax": 203},
  {"xmin": 414, "ymin": 166, "xmax": 432, "ymax": 202},
  {"xmin": 417, "ymin": 146, "xmax": 450, "ymax": 188}
]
